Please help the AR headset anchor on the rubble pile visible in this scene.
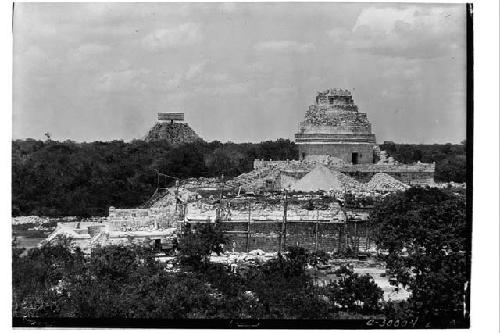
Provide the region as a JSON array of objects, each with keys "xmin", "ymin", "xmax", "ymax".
[
  {"xmin": 150, "ymin": 188, "xmax": 197, "ymax": 209},
  {"xmin": 366, "ymin": 173, "xmax": 409, "ymax": 192},
  {"xmin": 291, "ymin": 165, "xmax": 343, "ymax": 192},
  {"xmin": 144, "ymin": 122, "xmax": 201, "ymax": 144},
  {"xmin": 229, "ymin": 159, "xmax": 368, "ymax": 193},
  {"xmin": 183, "ymin": 177, "xmax": 222, "ymax": 190},
  {"xmin": 12, "ymin": 216, "xmax": 50, "ymax": 225},
  {"xmin": 336, "ymin": 172, "xmax": 364, "ymax": 191},
  {"xmin": 279, "ymin": 173, "xmax": 300, "ymax": 189},
  {"xmin": 227, "ymin": 167, "xmax": 281, "ymax": 191}
]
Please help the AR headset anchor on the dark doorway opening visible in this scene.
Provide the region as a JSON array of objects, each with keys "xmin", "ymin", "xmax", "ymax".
[{"xmin": 352, "ymin": 152, "xmax": 359, "ymax": 165}]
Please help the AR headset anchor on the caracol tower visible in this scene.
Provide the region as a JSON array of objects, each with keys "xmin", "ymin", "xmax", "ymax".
[{"xmin": 295, "ymin": 89, "xmax": 376, "ymax": 164}]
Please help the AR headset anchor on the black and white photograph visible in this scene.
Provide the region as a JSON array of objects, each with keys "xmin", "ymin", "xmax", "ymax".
[{"xmin": 7, "ymin": 1, "xmax": 497, "ymax": 330}]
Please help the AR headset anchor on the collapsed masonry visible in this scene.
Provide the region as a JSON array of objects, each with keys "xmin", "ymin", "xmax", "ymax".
[
  {"xmin": 47, "ymin": 185, "xmax": 368, "ymax": 253},
  {"xmin": 250, "ymin": 159, "xmax": 434, "ymax": 190}
]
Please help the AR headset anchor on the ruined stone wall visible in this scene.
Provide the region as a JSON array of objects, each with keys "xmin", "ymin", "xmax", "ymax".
[
  {"xmin": 341, "ymin": 171, "xmax": 434, "ymax": 185},
  {"xmin": 253, "ymin": 159, "xmax": 289, "ymax": 169},
  {"xmin": 299, "ymin": 123, "xmax": 372, "ymax": 135},
  {"xmin": 214, "ymin": 221, "xmax": 373, "ymax": 253},
  {"xmin": 108, "ymin": 208, "xmax": 150, "ymax": 218},
  {"xmin": 185, "ymin": 201, "xmax": 346, "ymax": 222},
  {"xmin": 300, "ymin": 108, "xmax": 372, "ymax": 134},
  {"xmin": 298, "ymin": 143, "xmax": 374, "ymax": 164},
  {"xmin": 295, "ymin": 133, "xmax": 376, "ymax": 143},
  {"xmin": 107, "ymin": 207, "xmax": 177, "ymax": 231},
  {"xmin": 252, "ymin": 159, "xmax": 435, "ymax": 185},
  {"xmin": 338, "ymin": 163, "xmax": 435, "ymax": 185},
  {"xmin": 392, "ymin": 172, "xmax": 435, "ymax": 186}
]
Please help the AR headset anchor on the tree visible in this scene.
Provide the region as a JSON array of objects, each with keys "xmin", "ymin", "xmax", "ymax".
[
  {"xmin": 12, "ymin": 236, "xmax": 85, "ymax": 318},
  {"xmin": 435, "ymin": 156, "xmax": 466, "ymax": 183},
  {"xmin": 326, "ymin": 267, "xmax": 383, "ymax": 314},
  {"xmin": 178, "ymin": 223, "xmax": 228, "ymax": 268},
  {"xmin": 378, "ymin": 142, "xmax": 467, "ymax": 183},
  {"xmin": 369, "ymin": 187, "xmax": 468, "ymax": 323},
  {"xmin": 243, "ymin": 247, "xmax": 328, "ymax": 319}
]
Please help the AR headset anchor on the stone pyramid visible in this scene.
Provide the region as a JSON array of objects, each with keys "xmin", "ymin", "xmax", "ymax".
[{"xmin": 144, "ymin": 122, "xmax": 201, "ymax": 144}]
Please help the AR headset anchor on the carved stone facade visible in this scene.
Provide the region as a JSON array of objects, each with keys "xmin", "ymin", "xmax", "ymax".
[{"xmin": 295, "ymin": 89, "xmax": 376, "ymax": 164}]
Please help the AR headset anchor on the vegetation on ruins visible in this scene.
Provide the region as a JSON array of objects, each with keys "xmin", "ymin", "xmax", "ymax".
[
  {"xmin": 369, "ymin": 187, "xmax": 468, "ymax": 323},
  {"xmin": 13, "ymin": 139, "xmax": 466, "ymax": 217}
]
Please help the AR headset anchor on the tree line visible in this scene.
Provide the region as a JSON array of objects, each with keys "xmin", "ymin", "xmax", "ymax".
[
  {"xmin": 380, "ymin": 141, "xmax": 466, "ymax": 183},
  {"xmin": 12, "ymin": 139, "xmax": 466, "ymax": 217},
  {"xmin": 12, "ymin": 139, "xmax": 297, "ymax": 216}
]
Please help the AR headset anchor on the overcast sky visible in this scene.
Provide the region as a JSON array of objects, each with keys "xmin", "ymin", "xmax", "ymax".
[{"xmin": 13, "ymin": 2, "xmax": 466, "ymax": 144}]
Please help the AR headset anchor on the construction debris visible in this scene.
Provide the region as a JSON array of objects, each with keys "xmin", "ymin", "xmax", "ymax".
[
  {"xmin": 227, "ymin": 166, "xmax": 281, "ymax": 192},
  {"xmin": 291, "ymin": 165, "xmax": 343, "ymax": 192},
  {"xmin": 366, "ymin": 173, "xmax": 409, "ymax": 192},
  {"xmin": 336, "ymin": 172, "xmax": 364, "ymax": 191},
  {"xmin": 12, "ymin": 216, "xmax": 50, "ymax": 225}
]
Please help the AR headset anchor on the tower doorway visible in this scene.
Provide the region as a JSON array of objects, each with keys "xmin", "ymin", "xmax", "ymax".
[{"xmin": 352, "ymin": 152, "xmax": 359, "ymax": 165}]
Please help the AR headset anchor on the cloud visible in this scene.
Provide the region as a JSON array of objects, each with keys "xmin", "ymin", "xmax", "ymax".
[
  {"xmin": 142, "ymin": 22, "xmax": 202, "ymax": 50},
  {"xmin": 265, "ymin": 86, "xmax": 296, "ymax": 97},
  {"xmin": 220, "ymin": 3, "xmax": 237, "ymax": 14},
  {"xmin": 254, "ymin": 40, "xmax": 315, "ymax": 53},
  {"xmin": 164, "ymin": 91, "xmax": 189, "ymax": 109},
  {"xmin": 14, "ymin": 45, "xmax": 62, "ymax": 77},
  {"xmin": 158, "ymin": 72, "xmax": 184, "ymax": 91},
  {"xmin": 353, "ymin": 6, "xmax": 418, "ymax": 33},
  {"xmin": 70, "ymin": 43, "xmax": 111, "ymax": 62},
  {"xmin": 197, "ymin": 80, "xmax": 253, "ymax": 96},
  {"xmin": 185, "ymin": 60, "xmax": 208, "ymax": 80},
  {"xmin": 17, "ymin": 45, "xmax": 46, "ymax": 61},
  {"xmin": 209, "ymin": 73, "xmax": 231, "ymax": 83},
  {"xmin": 96, "ymin": 69, "xmax": 150, "ymax": 92},
  {"xmin": 327, "ymin": 5, "xmax": 464, "ymax": 59}
]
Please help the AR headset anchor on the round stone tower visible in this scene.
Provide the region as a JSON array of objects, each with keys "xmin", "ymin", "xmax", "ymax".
[{"xmin": 294, "ymin": 89, "xmax": 377, "ymax": 164}]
